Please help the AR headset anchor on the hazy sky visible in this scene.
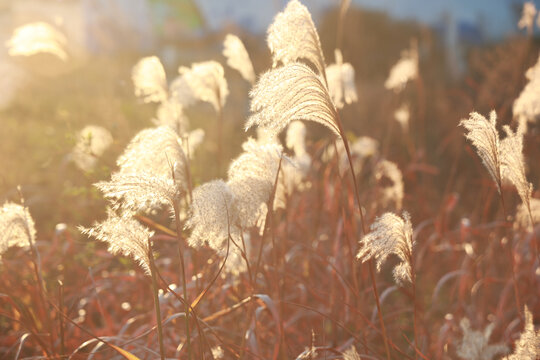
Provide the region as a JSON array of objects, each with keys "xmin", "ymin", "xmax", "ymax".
[{"xmin": 196, "ymin": 0, "xmax": 532, "ymax": 39}]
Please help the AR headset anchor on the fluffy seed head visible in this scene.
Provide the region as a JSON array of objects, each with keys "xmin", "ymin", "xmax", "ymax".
[
  {"xmin": 117, "ymin": 126, "xmax": 187, "ymax": 186},
  {"xmin": 503, "ymin": 306, "xmax": 540, "ymax": 360},
  {"xmin": 375, "ymin": 159, "xmax": 404, "ymax": 211},
  {"xmin": 357, "ymin": 211, "xmax": 414, "ymax": 284},
  {"xmin": 514, "ymin": 198, "xmax": 540, "ymax": 231},
  {"xmin": 71, "ymin": 125, "xmax": 113, "ymax": 172},
  {"xmin": 500, "ymin": 125, "xmax": 533, "ymax": 207},
  {"xmin": 518, "ymin": 2, "xmax": 537, "ymax": 34},
  {"xmin": 267, "ymin": 0, "xmax": 326, "ymax": 78},
  {"xmin": 246, "ymin": 62, "xmax": 339, "ymax": 136},
  {"xmin": 132, "ymin": 56, "xmax": 168, "ymax": 103},
  {"xmin": 326, "ymin": 49, "xmax": 358, "ymax": 109},
  {"xmin": 460, "ymin": 111, "xmax": 502, "ymax": 192},
  {"xmin": 385, "ymin": 41, "xmax": 418, "ymax": 92},
  {"xmin": 227, "ymin": 139, "xmax": 283, "ymax": 228},
  {"xmin": 343, "ymin": 346, "xmax": 362, "ymax": 360},
  {"xmin": 513, "ymin": 54, "xmax": 540, "ymax": 132},
  {"xmin": 286, "ymin": 121, "xmax": 308, "ymax": 157},
  {"xmin": 153, "ymin": 97, "xmax": 189, "ymax": 135},
  {"xmin": 0, "ymin": 202, "xmax": 35, "ymax": 260},
  {"xmin": 223, "ymin": 34, "xmax": 256, "ymax": 84},
  {"xmin": 182, "ymin": 128, "xmax": 205, "ymax": 158},
  {"xmin": 96, "ymin": 172, "xmax": 179, "ymax": 212},
  {"xmin": 185, "ymin": 180, "xmax": 240, "ymax": 251},
  {"xmin": 172, "ymin": 61, "xmax": 229, "ymax": 112},
  {"xmin": 6, "ymin": 22, "xmax": 67, "ymax": 61},
  {"xmin": 457, "ymin": 318, "xmax": 509, "ymax": 360},
  {"xmin": 79, "ymin": 211, "xmax": 153, "ymax": 275},
  {"xmin": 394, "ymin": 103, "xmax": 410, "ymax": 132}
]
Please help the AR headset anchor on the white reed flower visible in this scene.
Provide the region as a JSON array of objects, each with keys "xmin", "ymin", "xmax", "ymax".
[
  {"xmin": 343, "ymin": 346, "xmax": 362, "ymax": 360},
  {"xmin": 223, "ymin": 34, "xmax": 255, "ymax": 84},
  {"xmin": 457, "ymin": 318, "xmax": 509, "ymax": 360},
  {"xmin": 0, "ymin": 202, "xmax": 35, "ymax": 260},
  {"xmin": 80, "ymin": 210, "xmax": 153, "ymax": 275},
  {"xmin": 227, "ymin": 139, "xmax": 283, "ymax": 229},
  {"xmin": 500, "ymin": 125, "xmax": 533, "ymax": 208},
  {"xmin": 286, "ymin": 121, "xmax": 308, "ymax": 158},
  {"xmin": 357, "ymin": 211, "xmax": 414, "ymax": 284},
  {"xmin": 503, "ymin": 306, "xmax": 540, "ymax": 360},
  {"xmin": 71, "ymin": 125, "xmax": 113, "ymax": 172},
  {"xmin": 153, "ymin": 97, "xmax": 189, "ymax": 135},
  {"xmin": 375, "ymin": 160, "xmax": 404, "ymax": 211},
  {"xmin": 460, "ymin": 111, "xmax": 502, "ymax": 193},
  {"xmin": 246, "ymin": 62, "xmax": 339, "ymax": 136},
  {"xmin": 182, "ymin": 128, "xmax": 205, "ymax": 157},
  {"xmin": 267, "ymin": 0, "xmax": 326, "ymax": 77},
  {"xmin": 394, "ymin": 103, "xmax": 410, "ymax": 132},
  {"xmin": 96, "ymin": 172, "xmax": 179, "ymax": 212},
  {"xmin": 117, "ymin": 126, "xmax": 187, "ymax": 184},
  {"xmin": 172, "ymin": 61, "xmax": 229, "ymax": 112},
  {"xmin": 514, "ymin": 198, "xmax": 540, "ymax": 231},
  {"xmin": 518, "ymin": 2, "xmax": 537, "ymax": 34},
  {"xmin": 385, "ymin": 41, "xmax": 418, "ymax": 92},
  {"xmin": 326, "ymin": 49, "xmax": 358, "ymax": 108},
  {"xmin": 185, "ymin": 180, "xmax": 240, "ymax": 252},
  {"xmin": 513, "ymin": 54, "xmax": 540, "ymax": 132},
  {"xmin": 132, "ymin": 56, "xmax": 168, "ymax": 104},
  {"xmin": 6, "ymin": 22, "xmax": 67, "ymax": 61}
]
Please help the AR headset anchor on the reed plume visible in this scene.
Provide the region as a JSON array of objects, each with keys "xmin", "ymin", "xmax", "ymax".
[
  {"xmin": 326, "ymin": 49, "xmax": 358, "ymax": 108},
  {"xmin": 132, "ymin": 56, "xmax": 168, "ymax": 104},
  {"xmin": 0, "ymin": 202, "xmax": 35, "ymax": 260},
  {"xmin": 6, "ymin": 22, "xmax": 67, "ymax": 61},
  {"xmin": 79, "ymin": 210, "xmax": 153, "ymax": 275},
  {"xmin": 503, "ymin": 306, "xmax": 540, "ymax": 360},
  {"xmin": 513, "ymin": 54, "xmax": 540, "ymax": 133},
  {"xmin": 500, "ymin": 125, "xmax": 533, "ymax": 209},
  {"xmin": 185, "ymin": 180, "xmax": 240, "ymax": 252},
  {"xmin": 457, "ymin": 318, "xmax": 508, "ymax": 360},
  {"xmin": 385, "ymin": 40, "xmax": 418, "ymax": 92},
  {"xmin": 375, "ymin": 159, "xmax": 404, "ymax": 211},
  {"xmin": 514, "ymin": 198, "xmax": 540, "ymax": 231},
  {"xmin": 267, "ymin": 0, "xmax": 326, "ymax": 79},
  {"xmin": 223, "ymin": 34, "xmax": 256, "ymax": 84},
  {"xmin": 518, "ymin": 2, "xmax": 537, "ymax": 35},
  {"xmin": 153, "ymin": 97, "xmax": 189, "ymax": 135},
  {"xmin": 71, "ymin": 125, "xmax": 113, "ymax": 172},
  {"xmin": 460, "ymin": 111, "xmax": 503, "ymax": 193},
  {"xmin": 96, "ymin": 173, "xmax": 179, "ymax": 212},
  {"xmin": 172, "ymin": 61, "xmax": 229, "ymax": 113},
  {"xmin": 227, "ymin": 139, "xmax": 284, "ymax": 228},
  {"xmin": 343, "ymin": 346, "xmax": 362, "ymax": 360},
  {"xmin": 357, "ymin": 211, "xmax": 414, "ymax": 284},
  {"xmin": 246, "ymin": 62, "xmax": 339, "ymax": 136},
  {"xmin": 116, "ymin": 126, "xmax": 187, "ymax": 183},
  {"xmin": 394, "ymin": 103, "xmax": 410, "ymax": 132}
]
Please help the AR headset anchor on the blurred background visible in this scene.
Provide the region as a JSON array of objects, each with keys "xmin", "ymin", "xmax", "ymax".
[{"xmin": 0, "ymin": 0, "xmax": 538, "ymax": 232}]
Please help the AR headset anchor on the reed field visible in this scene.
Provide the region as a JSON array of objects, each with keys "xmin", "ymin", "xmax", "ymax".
[{"xmin": 1, "ymin": 0, "xmax": 540, "ymax": 359}]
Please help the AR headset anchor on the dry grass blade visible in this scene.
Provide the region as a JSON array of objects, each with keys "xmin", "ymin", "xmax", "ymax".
[{"xmin": 246, "ymin": 62, "xmax": 339, "ymax": 136}]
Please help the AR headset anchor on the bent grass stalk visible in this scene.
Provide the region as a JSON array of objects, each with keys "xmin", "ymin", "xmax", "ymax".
[
  {"xmin": 147, "ymin": 238, "xmax": 165, "ymax": 360},
  {"xmin": 334, "ymin": 114, "xmax": 392, "ymax": 360}
]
